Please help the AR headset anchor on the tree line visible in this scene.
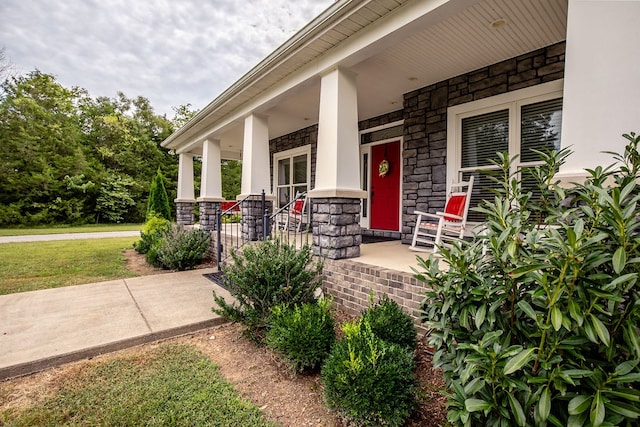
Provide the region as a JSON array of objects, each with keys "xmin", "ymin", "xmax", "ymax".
[{"xmin": 0, "ymin": 68, "xmax": 241, "ymax": 226}]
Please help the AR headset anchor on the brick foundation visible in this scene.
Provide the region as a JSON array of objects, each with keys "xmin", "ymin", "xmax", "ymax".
[{"xmin": 321, "ymin": 258, "xmax": 428, "ymax": 333}]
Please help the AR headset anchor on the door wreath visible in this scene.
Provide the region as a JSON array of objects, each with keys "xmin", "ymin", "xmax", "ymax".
[{"xmin": 378, "ymin": 159, "xmax": 390, "ymax": 177}]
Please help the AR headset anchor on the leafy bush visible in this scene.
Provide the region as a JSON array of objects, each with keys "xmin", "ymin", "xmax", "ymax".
[
  {"xmin": 213, "ymin": 239, "xmax": 324, "ymax": 341},
  {"xmin": 266, "ymin": 297, "xmax": 335, "ymax": 372},
  {"xmin": 362, "ymin": 295, "xmax": 417, "ymax": 351},
  {"xmin": 153, "ymin": 225, "xmax": 211, "ymax": 271},
  {"xmin": 416, "ymin": 133, "xmax": 640, "ymax": 426},
  {"xmin": 222, "ymin": 213, "xmax": 241, "ymax": 223},
  {"xmin": 134, "ymin": 215, "xmax": 170, "ymax": 254},
  {"xmin": 321, "ymin": 318, "xmax": 416, "ymax": 426}
]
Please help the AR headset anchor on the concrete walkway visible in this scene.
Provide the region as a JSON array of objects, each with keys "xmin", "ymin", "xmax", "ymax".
[
  {"xmin": 0, "ymin": 230, "xmax": 140, "ymax": 243},
  {"xmin": 0, "ymin": 268, "xmax": 233, "ymax": 380}
]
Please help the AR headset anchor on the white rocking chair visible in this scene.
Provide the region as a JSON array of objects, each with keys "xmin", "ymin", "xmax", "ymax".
[
  {"xmin": 409, "ymin": 176, "xmax": 474, "ymax": 253},
  {"xmin": 285, "ymin": 193, "xmax": 308, "ymax": 232}
]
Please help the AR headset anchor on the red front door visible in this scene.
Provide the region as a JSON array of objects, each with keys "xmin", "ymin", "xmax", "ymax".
[{"xmin": 370, "ymin": 140, "xmax": 400, "ymax": 230}]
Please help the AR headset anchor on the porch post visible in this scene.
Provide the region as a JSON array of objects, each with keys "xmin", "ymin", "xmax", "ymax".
[
  {"xmin": 559, "ymin": 0, "xmax": 640, "ymax": 182},
  {"xmin": 239, "ymin": 113, "xmax": 273, "ymax": 241},
  {"xmin": 308, "ymin": 67, "xmax": 366, "ymax": 259},
  {"xmin": 175, "ymin": 153, "xmax": 195, "ymax": 225},
  {"xmin": 198, "ymin": 138, "xmax": 224, "ymax": 231}
]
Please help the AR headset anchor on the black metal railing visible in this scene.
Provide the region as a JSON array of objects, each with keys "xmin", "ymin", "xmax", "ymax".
[
  {"xmin": 268, "ymin": 191, "xmax": 311, "ymax": 247},
  {"xmin": 213, "ymin": 190, "xmax": 312, "ymax": 272},
  {"xmin": 214, "ymin": 195, "xmax": 250, "ymax": 272}
]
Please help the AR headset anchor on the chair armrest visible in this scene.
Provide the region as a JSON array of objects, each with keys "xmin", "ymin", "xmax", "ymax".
[
  {"xmin": 414, "ymin": 210, "xmax": 440, "ymax": 220},
  {"xmin": 415, "ymin": 210, "xmax": 462, "ymax": 221},
  {"xmin": 435, "ymin": 211, "xmax": 463, "ymax": 221}
]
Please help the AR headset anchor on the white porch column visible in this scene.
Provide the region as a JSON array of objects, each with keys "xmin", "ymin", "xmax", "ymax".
[
  {"xmin": 309, "ymin": 67, "xmax": 366, "ymax": 199},
  {"xmin": 175, "ymin": 153, "xmax": 196, "ymax": 225},
  {"xmin": 239, "ymin": 113, "xmax": 274, "ymax": 241},
  {"xmin": 176, "ymin": 153, "xmax": 195, "ymax": 201},
  {"xmin": 198, "ymin": 139, "xmax": 223, "ymax": 201},
  {"xmin": 240, "ymin": 113, "xmax": 272, "ymax": 197},
  {"xmin": 309, "ymin": 67, "xmax": 365, "ymax": 260},
  {"xmin": 559, "ymin": 0, "xmax": 640, "ymax": 181}
]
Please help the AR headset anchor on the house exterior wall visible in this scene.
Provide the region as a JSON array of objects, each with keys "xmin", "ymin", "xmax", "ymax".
[
  {"xmin": 267, "ymin": 41, "xmax": 566, "ymax": 246},
  {"xmin": 269, "ymin": 124, "xmax": 318, "ymax": 192},
  {"xmin": 401, "ymin": 41, "xmax": 566, "ymax": 243}
]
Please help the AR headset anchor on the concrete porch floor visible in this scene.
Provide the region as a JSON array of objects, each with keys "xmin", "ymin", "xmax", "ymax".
[{"xmin": 359, "ymin": 240, "xmax": 430, "ymax": 274}]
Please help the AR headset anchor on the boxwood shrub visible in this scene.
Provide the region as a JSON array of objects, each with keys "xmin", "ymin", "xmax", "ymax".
[
  {"xmin": 361, "ymin": 295, "xmax": 417, "ymax": 351},
  {"xmin": 213, "ymin": 239, "xmax": 323, "ymax": 341},
  {"xmin": 266, "ymin": 297, "xmax": 335, "ymax": 372},
  {"xmin": 321, "ymin": 318, "xmax": 416, "ymax": 427}
]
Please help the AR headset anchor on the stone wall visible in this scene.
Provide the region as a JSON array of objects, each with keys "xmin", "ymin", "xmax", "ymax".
[
  {"xmin": 312, "ymin": 198, "xmax": 362, "ymax": 259},
  {"xmin": 199, "ymin": 201, "xmax": 220, "ymax": 231},
  {"xmin": 241, "ymin": 197, "xmax": 273, "ymax": 241},
  {"xmin": 401, "ymin": 41, "xmax": 566, "ymax": 242},
  {"xmin": 175, "ymin": 201, "xmax": 194, "ymax": 226}
]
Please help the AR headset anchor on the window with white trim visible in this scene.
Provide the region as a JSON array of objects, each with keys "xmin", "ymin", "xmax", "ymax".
[
  {"xmin": 273, "ymin": 146, "xmax": 310, "ymax": 209},
  {"xmin": 448, "ymin": 81, "xmax": 563, "ymax": 222}
]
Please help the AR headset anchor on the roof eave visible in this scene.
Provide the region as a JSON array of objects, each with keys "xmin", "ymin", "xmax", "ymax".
[{"xmin": 162, "ymin": 0, "xmax": 368, "ymax": 149}]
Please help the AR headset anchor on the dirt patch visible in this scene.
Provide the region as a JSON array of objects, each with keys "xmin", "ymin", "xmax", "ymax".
[
  {"xmin": 0, "ymin": 322, "xmax": 447, "ymax": 426},
  {"xmin": 123, "ymin": 248, "xmax": 215, "ymax": 276}
]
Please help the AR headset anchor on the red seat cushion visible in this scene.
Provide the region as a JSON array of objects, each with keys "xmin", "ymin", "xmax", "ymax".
[
  {"xmin": 292, "ymin": 200, "xmax": 304, "ymax": 215},
  {"xmin": 444, "ymin": 195, "xmax": 466, "ymax": 220}
]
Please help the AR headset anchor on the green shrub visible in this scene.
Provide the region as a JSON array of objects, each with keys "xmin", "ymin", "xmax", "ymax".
[
  {"xmin": 222, "ymin": 213, "xmax": 241, "ymax": 223},
  {"xmin": 416, "ymin": 133, "xmax": 640, "ymax": 426},
  {"xmin": 133, "ymin": 215, "xmax": 170, "ymax": 254},
  {"xmin": 266, "ymin": 297, "xmax": 335, "ymax": 372},
  {"xmin": 213, "ymin": 239, "xmax": 323, "ymax": 341},
  {"xmin": 146, "ymin": 168, "xmax": 172, "ymax": 221},
  {"xmin": 362, "ymin": 295, "xmax": 417, "ymax": 351},
  {"xmin": 321, "ymin": 318, "xmax": 416, "ymax": 427},
  {"xmin": 155, "ymin": 225, "xmax": 211, "ymax": 271}
]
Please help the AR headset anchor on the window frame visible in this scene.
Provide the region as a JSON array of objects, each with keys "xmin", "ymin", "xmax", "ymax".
[
  {"xmin": 446, "ymin": 80, "xmax": 564, "ymax": 224},
  {"xmin": 272, "ymin": 145, "xmax": 311, "ymax": 209}
]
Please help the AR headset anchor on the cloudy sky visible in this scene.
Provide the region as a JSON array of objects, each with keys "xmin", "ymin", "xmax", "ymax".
[{"xmin": 0, "ymin": 0, "xmax": 335, "ymax": 117}]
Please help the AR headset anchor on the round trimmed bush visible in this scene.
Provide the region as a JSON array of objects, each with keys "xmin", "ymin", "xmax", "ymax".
[
  {"xmin": 362, "ymin": 296, "xmax": 417, "ymax": 351},
  {"xmin": 266, "ymin": 298, "xmax": 335, "ymax": 372},
  {"xmin": 321, "ymin": 319, "xmax": 416, "ymax": 427}
]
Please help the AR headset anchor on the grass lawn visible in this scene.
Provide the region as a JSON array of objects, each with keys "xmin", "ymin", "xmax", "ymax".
[
  {"xmin": 0, "ymin": 344, "xmax": 277, "ymax": 427},
  {"xmin": 0, "ymin": 223, "xmax": 142, "ymax": 236},
  {"xmin": 0, "ymin": 237, "xmax": 139, "ymax": 295}
]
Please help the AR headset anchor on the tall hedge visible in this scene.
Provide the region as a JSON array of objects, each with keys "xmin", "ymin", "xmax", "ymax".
[{"xmin": 146, "ymin": 168, "xmax": 172, "ymax": 221}]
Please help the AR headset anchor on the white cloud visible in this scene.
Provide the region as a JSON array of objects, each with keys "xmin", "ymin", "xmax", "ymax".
[{"xmin": 0, "ymin": 0, "xmax": 334, "ymax": 116}]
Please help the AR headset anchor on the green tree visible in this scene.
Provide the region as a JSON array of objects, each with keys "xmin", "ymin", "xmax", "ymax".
[
  {"xmin": 222, "ymin": 160, "xmax": 242, "ymax": 200},
  {"xmin": 0, "ymin": 71, "xmax": 91, "ymax": 225},
  {"xmin": 96, "ymin": 174, "xmax": 136, "ymax": 223},
  {"xmin": 146, "ymin": 168, "xmax": 172, "ymax": 221},
  {"xmin": 78, "ymin": 92, "xmax": 178, "ymax": 222}
]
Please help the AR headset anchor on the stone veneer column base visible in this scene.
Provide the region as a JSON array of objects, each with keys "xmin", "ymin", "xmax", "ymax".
[
  {"xmin": 175, "ymin": 201, "xmax": 195, "ymax": 226},
  {"xmin": 241, "ymin": 197, "xmax": 273, "ymax": 241},
  {"xmin": 311, "ymin": 198, "xmax": 361, "ymax": 260},
  {"xmin": 198, "ymin": 201, "xmax": 221, "ymax": 231}
]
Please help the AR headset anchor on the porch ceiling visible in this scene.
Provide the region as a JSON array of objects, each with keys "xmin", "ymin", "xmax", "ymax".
[{"xmin": 172, "ymin": 0, "xmax": 567, "ymax": 156}]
